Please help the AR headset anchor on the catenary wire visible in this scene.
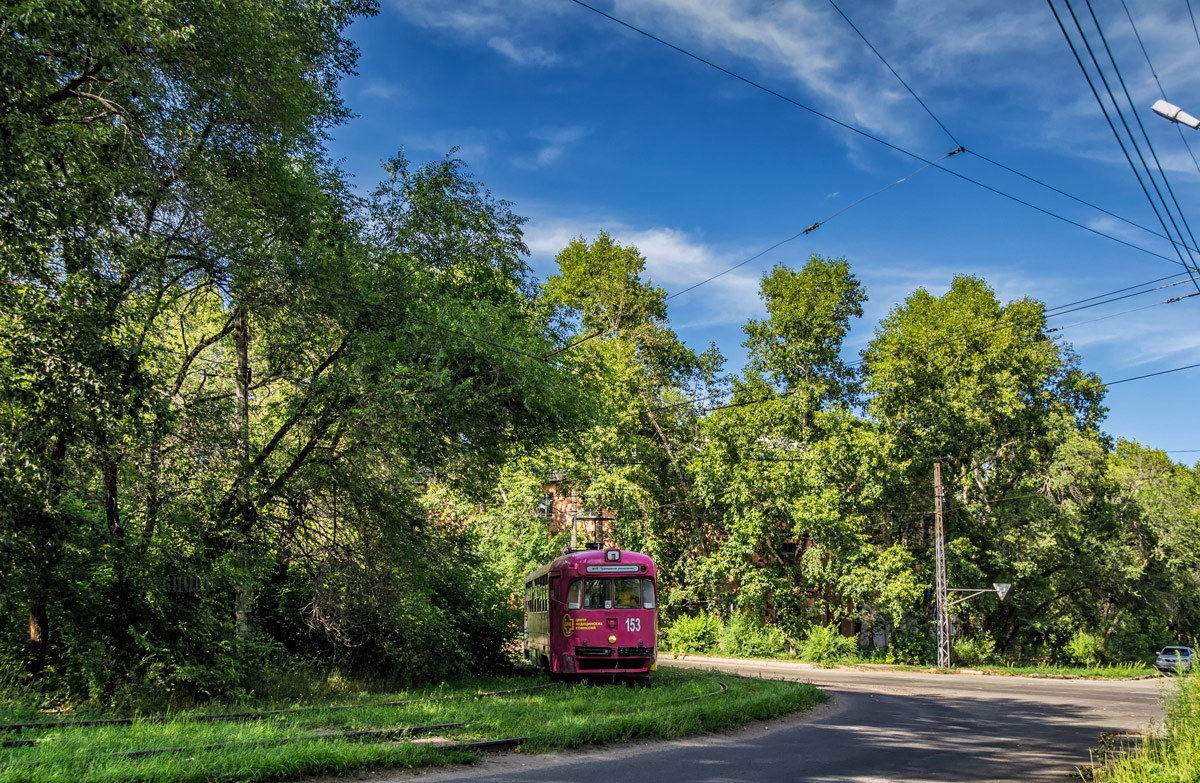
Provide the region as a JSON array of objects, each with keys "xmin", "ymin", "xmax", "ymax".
[
  {"xmin": 644, "ymin": 272, "xmax": 1199, "ymax": 415},
  {"xmin": 1046, "ymin": 290, "xmax": 1199, "ymax": 332},
  {"xmin": 825, "ymin": 0, "xmax": 960, "ymax": 146},
  {"xmin": 1080, "ymin": 0, "xmax": 1200, "ymax": 269},
  {"xmin": 1050, "ymin": 0, "xmax": 1200, "ymax": 279},
  {"xmin": 1050, "ymin": 0, "xmax": 1193, "ymax": 272},
  {"xmin": 543, "ymin": 151, "xmax": 961, "ymax": 358},
  {"xmin": 567, "ymin": 0, "xmax": 1195, "ymax": 271},
  {"xmin": 1190, "ymin": 0, "xmax": 1200, "ymax": 49},
  {"xmin": 664, "ymin": 150, "xmax": 959, "ymax": 303},
  {"xmin": 667, "ymin": 290, "xmax": 1199, "ymax": 417},
  {"xmin": 1106, "ymin": 360, "xmax": 1200, "ymax": 385},
  {"xmin": 1121, "ymin": 0, "xmax": 1200, "ymax": 177},
  {"xmin": 823, "ymin": 0, "xmax": 1200, "ymax": 258}
]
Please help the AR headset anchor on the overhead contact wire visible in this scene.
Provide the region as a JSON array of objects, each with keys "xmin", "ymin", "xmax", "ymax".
[
  {"xmin": 665, "ymin": 151, "xmax": 959, "ymax": 303},
  {"xmin": 1081, "ymin": 0, "xmax": 1200, "ymax": 274},
  {"xmin": 1051, "ymin": 0, "xmax": 1199, "ymax": 280},
  {"xmin": 569, "ymin": 0, "xmax": 1192, "ymax": 270},
  {"xmin": 1121, "ymin": 0, "xmax": 1200, "ymax": 178},
  {"xmin": 826, "ymin": 0, "xmax": 960, "ymax": 147},
  {"xmin": 830, "ymin": 0, "xmax": 1200, "ymax": 261}
]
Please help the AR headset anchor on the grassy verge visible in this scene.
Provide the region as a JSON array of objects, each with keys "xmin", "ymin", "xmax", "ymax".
[
  {"xmin": 664, "ymin": 650, "xmax": 1154, "ymax": 679},
  {"xmin": 1085, "ymin": 672, "xmax": 1198, "ymax": 781},
  {"xmin": 0, "ymin": 668, "xmax": 823, "ymax": 783},
  {"xmin": 967, "ymin": 662, "xmax": 1154, "ymax": 679}
]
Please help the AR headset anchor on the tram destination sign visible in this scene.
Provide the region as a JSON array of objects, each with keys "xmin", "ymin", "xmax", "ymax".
[{"xmin": 586, "ymin": 565, "xmax": 641, "ymax": 573}]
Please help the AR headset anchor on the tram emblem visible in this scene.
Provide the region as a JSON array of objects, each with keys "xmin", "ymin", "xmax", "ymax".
[{"xmin": 563, "ymin": 615, "xmax": 574, "ymax": 637}]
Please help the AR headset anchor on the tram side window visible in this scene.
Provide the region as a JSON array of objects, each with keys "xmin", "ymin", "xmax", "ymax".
[
  {"xmin": 582, "ymin": 579, "xmax": 610, "ymax": 609},
  {"xmin": 567, "ymin": 581, "xmax": 583, "ymax": 610},
  {"xmin": 613, "ymin": 578, "xmax": 640, "ymax": 609},
  {"xmin": 642, "ymin": 578, "xmax": 656, "ymax": 609}
]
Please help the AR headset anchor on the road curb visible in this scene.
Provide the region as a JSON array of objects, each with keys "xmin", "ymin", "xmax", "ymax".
[
  {"xmin": 666, "ymin": 655, "xmax": 1161, "ymax": 681},
  {"xmin": 668, "ymin": 654, "xmax": 816, "ymax": 670}
]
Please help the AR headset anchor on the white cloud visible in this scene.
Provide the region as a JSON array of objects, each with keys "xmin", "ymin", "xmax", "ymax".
[
  {"xmin": 487, "ymin": 36, "xmax": 560, "ymax": 67},
  {"xmin": 388, "ymin": 0, "xmax": 1200, "ymax": 171},
  {"xmin": 362, "ymin": 81, "xmax": 403, "ymax": 100},
  {"xmin": 518, "ymin": 126, "xmax": 590, "ymax": 168},
  {"xmin": 403, "ymin": 132, "xmax": 491, "ymax": 165},
  {"xmin": 522, "ymin": 215, "xmax": 766, "ymax": 328},
  {"xmin": 388, "ymin": 0, "xmax": 572, "ymax": 67}
]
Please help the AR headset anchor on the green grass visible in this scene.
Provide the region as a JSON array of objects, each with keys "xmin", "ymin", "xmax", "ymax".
[
  {"xmin": 966, "ymin": 661, "xmax": 1154, "ymax": 679},
  {"xmin": 665, "ymin": 648, "xmax": 1155, "ymax": 679},
  {"xmin": 1085, "ymin": 671, "xmax": 1200, "ymax": 782},
  {"xmin": 0, "ymin": 668, "xmax": 823, "ymax": 783}
]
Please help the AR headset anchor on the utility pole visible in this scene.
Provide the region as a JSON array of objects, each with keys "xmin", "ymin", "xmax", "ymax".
[{"xmin": 934, "ymin": 461, "xmax": 950, "ymax": 669}]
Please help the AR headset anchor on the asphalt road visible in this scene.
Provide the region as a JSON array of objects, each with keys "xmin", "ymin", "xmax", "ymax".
[{"xmin": 371, "ymin": 659, "xmax": 1169, "ymax": 783}]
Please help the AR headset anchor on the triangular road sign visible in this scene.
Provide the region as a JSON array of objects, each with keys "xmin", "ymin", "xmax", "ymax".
[{"xmin": 993, "ymin": 582, "xmax": 1012, "ymax": 601}]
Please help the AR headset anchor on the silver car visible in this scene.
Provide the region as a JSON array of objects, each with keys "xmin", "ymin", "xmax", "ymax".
[{"xmin": 1155, "ymin": 646, "xmax": 1196, "ymax": 673}]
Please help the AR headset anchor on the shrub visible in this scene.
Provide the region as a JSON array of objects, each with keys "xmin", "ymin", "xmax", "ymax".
[
  {"xmin": 666, "ymin": 613, "xmax": 722, "ymax": 654},
  {"xmin": 799, "ymin": 625, "xmax": 856, "ymax": 667},
  {"xmin": 719, "ymin": 614, "xmax": 787, "ymax": 658},
  {"xmin": 887, "ymin": 626, "xmax": 934, "ymax": 665},
  {"xmin": 952, "ymin": 632, "xmax": 996, "ymax": 666},
  {"xmin": 1064, "ymin": 629, "xmax": 1106, "ymax": 666}
]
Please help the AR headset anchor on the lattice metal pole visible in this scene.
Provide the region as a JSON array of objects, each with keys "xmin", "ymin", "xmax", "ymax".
[{"xmin": 934, "ymin": 461, "xmax": 950, "ymax": 669}]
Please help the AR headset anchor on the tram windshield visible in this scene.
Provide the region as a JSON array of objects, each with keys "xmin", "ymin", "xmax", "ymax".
[
  {"xmin": 614, "ymin": 578, "xmax": 640, "ymax": 608},
  {"xmin": 566, "ymin": 578, "xmax": 656, "ymax": 610}
]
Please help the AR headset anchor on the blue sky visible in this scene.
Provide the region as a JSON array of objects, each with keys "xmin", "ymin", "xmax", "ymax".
[{"xmin": 327, "ymin": 0, "xmax": 1200, "ymax": 458}]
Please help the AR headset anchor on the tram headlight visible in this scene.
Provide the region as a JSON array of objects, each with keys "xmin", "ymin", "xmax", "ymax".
[{"xmin": 608, "ymin": 634, "xmax": 617, "ymax": 644}]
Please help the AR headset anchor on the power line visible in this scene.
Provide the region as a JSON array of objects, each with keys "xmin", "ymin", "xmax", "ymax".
[
  {"xmin": 647, "ymin": 273, "xmax": 1199, "ymax": 416},
  {"xmin": 826, "ymin": 0, "xmax": 959, "ymax": 146},
  {"xmin": 1046, "ymin": 290, "xmax": 1199, "ymax": 332},
  {"xmin": 665, "ymin": 149, "xmax": 960, "ymax": 304},
  {"xmin": 826, "ymin": 0, "xmax": 1200, "ymax": 257},
  {"xmin": 1081, "ymin": 0, "xmax": 1200, "ymax": 269},
  {"xmin": 546, "ymin": 152, "xmax": 960, "ymax": 356},
  {"xmin": 1189, "ymin": 0, "xmax": 1200, "ymax": 51},
  {"xmin": 567, "ymin": 0, "xmax": 1197, "ymax": 271},
  {"xmin": 1106, "ymin": 361, "xmax": 1200, "ymax": 385},
  {"xmin": 1120, "ymin": 0, "xmax": 1200, "ymax": 177},
  {"xmin": 1050, "ymin": 0, "xmax": 1200, "ymax": 284},
  {"xmin": 1050, "ymin": 0, "xmax": 1192, "ymax": 273}
]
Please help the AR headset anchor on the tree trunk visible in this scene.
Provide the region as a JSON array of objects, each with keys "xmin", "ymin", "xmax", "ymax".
[
  {"xmin": 234, "ymin": 301, "xmax": 253, "ymax": 638},
  {"xmin": 29, "ymin": 434, "xmax": 69, "ymax": 677},
  {"xmin": 27, "ymin": 592, "xmax": 49, "ymax": 677},
  {"xmin": 103, "ymin": 449, "xmax": 123, "ymax": 541}
]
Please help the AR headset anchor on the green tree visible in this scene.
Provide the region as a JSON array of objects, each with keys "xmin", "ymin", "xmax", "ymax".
[
  {"xmin": 1108, "ymin": 440, "xmax": 1200, "ymax": 649},
  {"xmin": 685, "ymin": 256, "xmax": 915, "ymax": 636},
  {"xmin": 861, "ymin": 275, "xmax": 1118, "ymax": 654}
]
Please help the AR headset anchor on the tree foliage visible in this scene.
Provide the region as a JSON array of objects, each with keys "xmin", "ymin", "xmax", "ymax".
[{"xmin": 0, "ymin": 0, "xmax": 582, "ymax": 699}]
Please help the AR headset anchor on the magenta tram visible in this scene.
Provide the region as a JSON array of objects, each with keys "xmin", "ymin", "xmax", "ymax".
[{"xmin": 523, "ymin": 547, "xmax": 657, "ymax": 679}]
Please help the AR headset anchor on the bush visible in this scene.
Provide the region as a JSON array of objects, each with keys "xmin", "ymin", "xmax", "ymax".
[
  {"xmin": 799, "ymin": 625, "xmax": 856, "ymax": 667},
  {"xmin": 952, "ymin": 632, "xmax": 996, "ymax": 666},
  {"xmin": 1064, "ymin": 629, "xmax": 1106, "ymax": 666},
  {"xmin": 887, "ymin": 626, "xmax": 934, "ymax": 665},
  {"xmin": 719, "ymin": 614, "xmax": 787, "ymax": 658},
  {"xmin": 666, "ymin": 613, "xmax": 721, "ymax": 654}
]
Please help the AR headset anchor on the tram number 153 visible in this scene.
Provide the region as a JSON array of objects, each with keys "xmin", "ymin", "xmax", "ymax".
[{"xmin": 625, "ymin": 617, "xmax": 641, "ymax": 632}]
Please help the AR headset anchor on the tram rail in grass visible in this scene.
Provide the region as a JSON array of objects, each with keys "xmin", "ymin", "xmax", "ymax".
[
  {"xmin": 0, "ymin": 683, "xmax": 559, "ymax": 735},
  {"xmin": 0, "ymin": 663, "xmax": 822, "ymax": 783}
]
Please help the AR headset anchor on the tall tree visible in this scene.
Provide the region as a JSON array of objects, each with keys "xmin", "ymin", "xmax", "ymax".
[
  {"xmin": 685, "ymin": 256, "xmax": 913, "ymax": 636},
  {"xmin": 861, "ymin": 275, "xmax": 1114, "ymax": 653}
]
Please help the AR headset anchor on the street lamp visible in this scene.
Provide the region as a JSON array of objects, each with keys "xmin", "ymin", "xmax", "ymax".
[{"xmin": 1152, "ymin": 99, "xmax": 1200, "ymax": 129}]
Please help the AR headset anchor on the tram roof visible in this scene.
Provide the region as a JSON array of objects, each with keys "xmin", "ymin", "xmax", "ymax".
[{"xmin": 526, "ymin": 548, "xmax": 656, "ymax": 581}]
